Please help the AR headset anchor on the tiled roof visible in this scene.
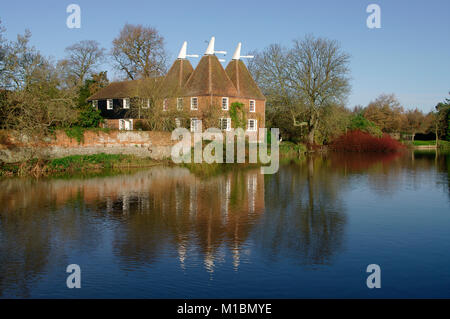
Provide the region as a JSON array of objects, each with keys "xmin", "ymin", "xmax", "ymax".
[
  {"xmin": 225, "ymin": 59, "xmax": 265, "ymax": 100},
  {"xmin": 87, "ymin": 78, "xmax": 162, "ymax": 101},
  {"xmin": 184, "ymin": 54, "xmax": 238, "ymax": 97},
  {"xmin": 87, "ymin": 54, "xmax": 265, "ymax": 101},
  {"xmin": 159, "ymin": 58, "xmax": 194, "ymax": 97}
]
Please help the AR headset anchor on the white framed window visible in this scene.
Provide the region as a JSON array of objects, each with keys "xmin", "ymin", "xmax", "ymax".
[
  {"xmin": 163, "ymin": 99, "xmax": 168, "ymax": 111},
  {"xmin": 123, "ymin": 98, "xmax": 130, "ymax": 109},
  {"xmin": 107, "ymin": 99, "xmax": 113, "ymax": 110},
  {"xmin": 191, "ymin": 97, "xmax": 198, "ymax": 110},
  {"xmin": 190, "ymin": 118, "xmax": 201, "ymax": 132},
  {"xmin": 92, "ymin": 100, "xmax": 98, "ymax": 108},
  {"xmin": 175, "ymin": 118, "xmax": 181, "ymax": 128},
  {"xmin": 220, "ymin": 118, "xmax": 231, "ymax": 131},
  {"xmin": 249, "ymin": 100, "xmax": 255, "ymax": 112},
  {"xmin": 142, "ymin": 99, "xmax": 150, "ymax": 109},
  {"xmin": 222, "ymin": 97, "xmax": 229, "ymax": 110},
  {"xmin": 247, "ymin": 119, "xmax": 257, "ymax": 132},
  {"xmin": 119, "ymin": 119, "xmax": 133, "ymax": 131},
  {"xmin": 177, "ymin": 98, "xmax": 183, "ymax": 110}
]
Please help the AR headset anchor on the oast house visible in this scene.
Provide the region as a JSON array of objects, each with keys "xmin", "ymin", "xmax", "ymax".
[{"xmin": 87, "ymin": 37, "xmax": 266, "ymax": 133}]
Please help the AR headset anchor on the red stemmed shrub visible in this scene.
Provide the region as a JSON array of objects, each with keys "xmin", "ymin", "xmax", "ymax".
[{"xmin": 331, "ymin": 130, "xmax": 405, "ymax": 152}]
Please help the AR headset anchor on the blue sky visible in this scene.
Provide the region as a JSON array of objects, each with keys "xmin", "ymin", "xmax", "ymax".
[{"xmin": 1, "ymin": 0, "xmax": 449, "ymax": 112}]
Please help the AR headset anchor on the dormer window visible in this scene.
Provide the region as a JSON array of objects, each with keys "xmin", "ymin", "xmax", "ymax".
[
  {"xmin": 249, "ymin": 100, "xmax": 255, "ymax": 112},
  {"xmin": 177, "ymin": 98, "xmax": 183, "ymax": 110},
  {"xmin": 123, "ymin": 98, "xmax": 130, "ymax": 109},
  {"xmin": 107, "ymin": 99, "xmax": 113, "ymax": 110},
  {"xmin": 163, "ymin": 99, "xmax": 168, "ymax": 111},
  {"xmin": 222, "ymin": 97, "xmax": 229, "ymax": 110},
  {"xmin": 191, "ymin": 97, "xmax": 198, "ymax": 110}
]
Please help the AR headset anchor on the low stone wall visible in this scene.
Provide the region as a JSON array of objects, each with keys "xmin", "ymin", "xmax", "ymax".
[{"xmin": 0, "ymin": 130, "xmax": 176, "ymax": 163}]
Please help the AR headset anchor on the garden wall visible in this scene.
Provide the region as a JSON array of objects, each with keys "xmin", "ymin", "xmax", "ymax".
[{"xmin": 0, "ymin": 130, "xmax": 176, "ymax": 163}]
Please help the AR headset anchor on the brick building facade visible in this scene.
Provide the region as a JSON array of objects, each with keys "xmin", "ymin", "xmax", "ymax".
[{"xmin": 87, "ymin": 38, "xmax": 265, "ymax": 134}]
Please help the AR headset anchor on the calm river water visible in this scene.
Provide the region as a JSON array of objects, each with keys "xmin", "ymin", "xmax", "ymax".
[{"xmin": 1, "ymin": 151, "xmax": 449, "ymax": 298}]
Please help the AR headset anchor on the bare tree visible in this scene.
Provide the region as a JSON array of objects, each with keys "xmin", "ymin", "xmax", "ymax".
[
  {"xmin": 0, "ymin": 19, "xmax": 5, "ymax": 44},
  {"xmin": 2, "ymin": 60, "xmax": 78, "ymax": 135},
  {"xmin": 111, "ymin": 24, "xmax": 167, "ymax": 80},
  {"xmin": 0, "ymin": 19, "xmax": 6, "ymax": 82},
  {"xmin": 1, "ymin": 29, "xmax": 46, "ymax": 90},
  {"xmin": 249, "ymin": 36, "xmax": 351, "ymax": 146},
  {"xmin": 0, "ymin": 28, "xmax": 78, "ymax": 135},
  {"xmin": 248, "ymin": 44, "xmax": 305, "ymax": 142},
  {"xmin": 287, "ymin": 35, "xmax": 351, "ymax": 145},
  {"xmin": 63, "ymin": 40, "xmax": 104, "ymax": 86},
  {"xmin": 248, "ymin": 44, "xmax": 292, "ymax": 107}
]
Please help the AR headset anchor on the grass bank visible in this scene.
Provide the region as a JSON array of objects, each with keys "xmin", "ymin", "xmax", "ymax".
[
  {"xmin": 1, "ymin": 140, "xmax": 308, "ymax": 178},
  {"xmin": 438, "ymin": 140, "xmax": 450, "ymax": 149},
  {"xmin": 0, "ymin": 153, "xmax": 162, "ymax": 178},
  {"xmin": 279, "ymin": 141, "xmax": 307, "ymax": 157},
  {"xmin": 412, "ymin": 140, "xmax": 436, "ymax": 146},
  {"xmin": 409, "ymin": 140, "xmax": 450, "ymax": 150}
]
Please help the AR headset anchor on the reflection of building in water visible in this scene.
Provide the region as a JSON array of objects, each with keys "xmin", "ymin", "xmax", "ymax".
[
  {"xmin": 220, "ymin": 177, "xmax": 231, "ymax": 224},
  {"xmin": 183, "ymin": 169, "xmax": 265, "ymax": 273},
  {"xmin": 0, "ymin": 166, "xmax": 265, "ymax": 278},
  {"xmin": 177, "ymin": 238, "xmax": 187, "ymax": 270},
  {"xmin": 2, "ymin": 152, "xmax": 449, "ymax": 297},
  {"xmin": 247, "ymin": 174, "xmax": 257, "ymax": 215},
  {"xmin": 2, "ymin": 167, "xmax": 264, "ymax": 273},
  {"xmin": 189, "ymin": 182, "xmax": 198, "ymax": 218}
]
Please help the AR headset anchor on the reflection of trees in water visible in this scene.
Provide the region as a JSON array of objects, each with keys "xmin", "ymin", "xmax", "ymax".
[
  {"xmin": 2, "ymin": 151, "xmax": 447, "ymax": 296},
  {"xmin": 329, "ymin": 151, "xmax": 405, "ymax": 197},
  {"xmin": 0, "ymin": 179, "xmax": 105, "ymax": 297},
  {"xmin": 255, "ymin": 150, "xmax": 447, "ymax": 266},
  {"xmin": 329, "ymin": 152, "xmax": 402, "ymax": 172},
  {"xmin": 328, "ymin": 151, "xmax": 450, "ymax": 198},
  {"xmin": 446, "ymin": 155, "xmax": 450, "ymax": 200},
  {"xmin": 255, "ymin": 156, "xmax": 347, "ymax": 265},
  {"xmin": 431, "ymin": 151, "xmax": 450, "ymax": 201},
  {"xmin": 0, "ymin": 202, "xmax": 52, "ymax": 298},
  {"xmin": 0, "ymin": 167, "xmax": 266, "ymax": 296}
]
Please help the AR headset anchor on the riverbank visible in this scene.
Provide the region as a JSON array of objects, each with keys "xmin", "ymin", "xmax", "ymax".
[
  {"xmin": 407, "ymin": 140, "xmax": 450, "ymax": 150},
  {"xmin": 0, "ymin": 141, "xmax": 308, "ymax": 178},
  {"xmin": 6, "ymin": 138, "xmax": 450, "ymax": 178},
  {"xmin": 0, "ymin": 153, "xmax": 164, "ymax": 178}
]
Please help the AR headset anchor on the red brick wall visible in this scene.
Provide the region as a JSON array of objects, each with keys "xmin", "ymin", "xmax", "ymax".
[
  {"xmin": 1, "ymin": 130, "xmax": 176, "ymax": 148},
  {"xmin": 103, "ymin": 119, "xmax": 120, "ymax": 129},
  {"xmin": 161, "ymin": 95, "xmax": 265, "ymax": 129}
]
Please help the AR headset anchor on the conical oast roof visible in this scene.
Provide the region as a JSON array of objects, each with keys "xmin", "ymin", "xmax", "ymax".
[
  {"xmin": 160, "ymin": 58, "xmax": 194, "ymax": 97},
  {"xmin": 184, "ymin": 55, "xmax": 238, "ymax": 97},
  {"xmin": 225, "ymin": 59, "xmax": 265, "ymax": 100}
]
